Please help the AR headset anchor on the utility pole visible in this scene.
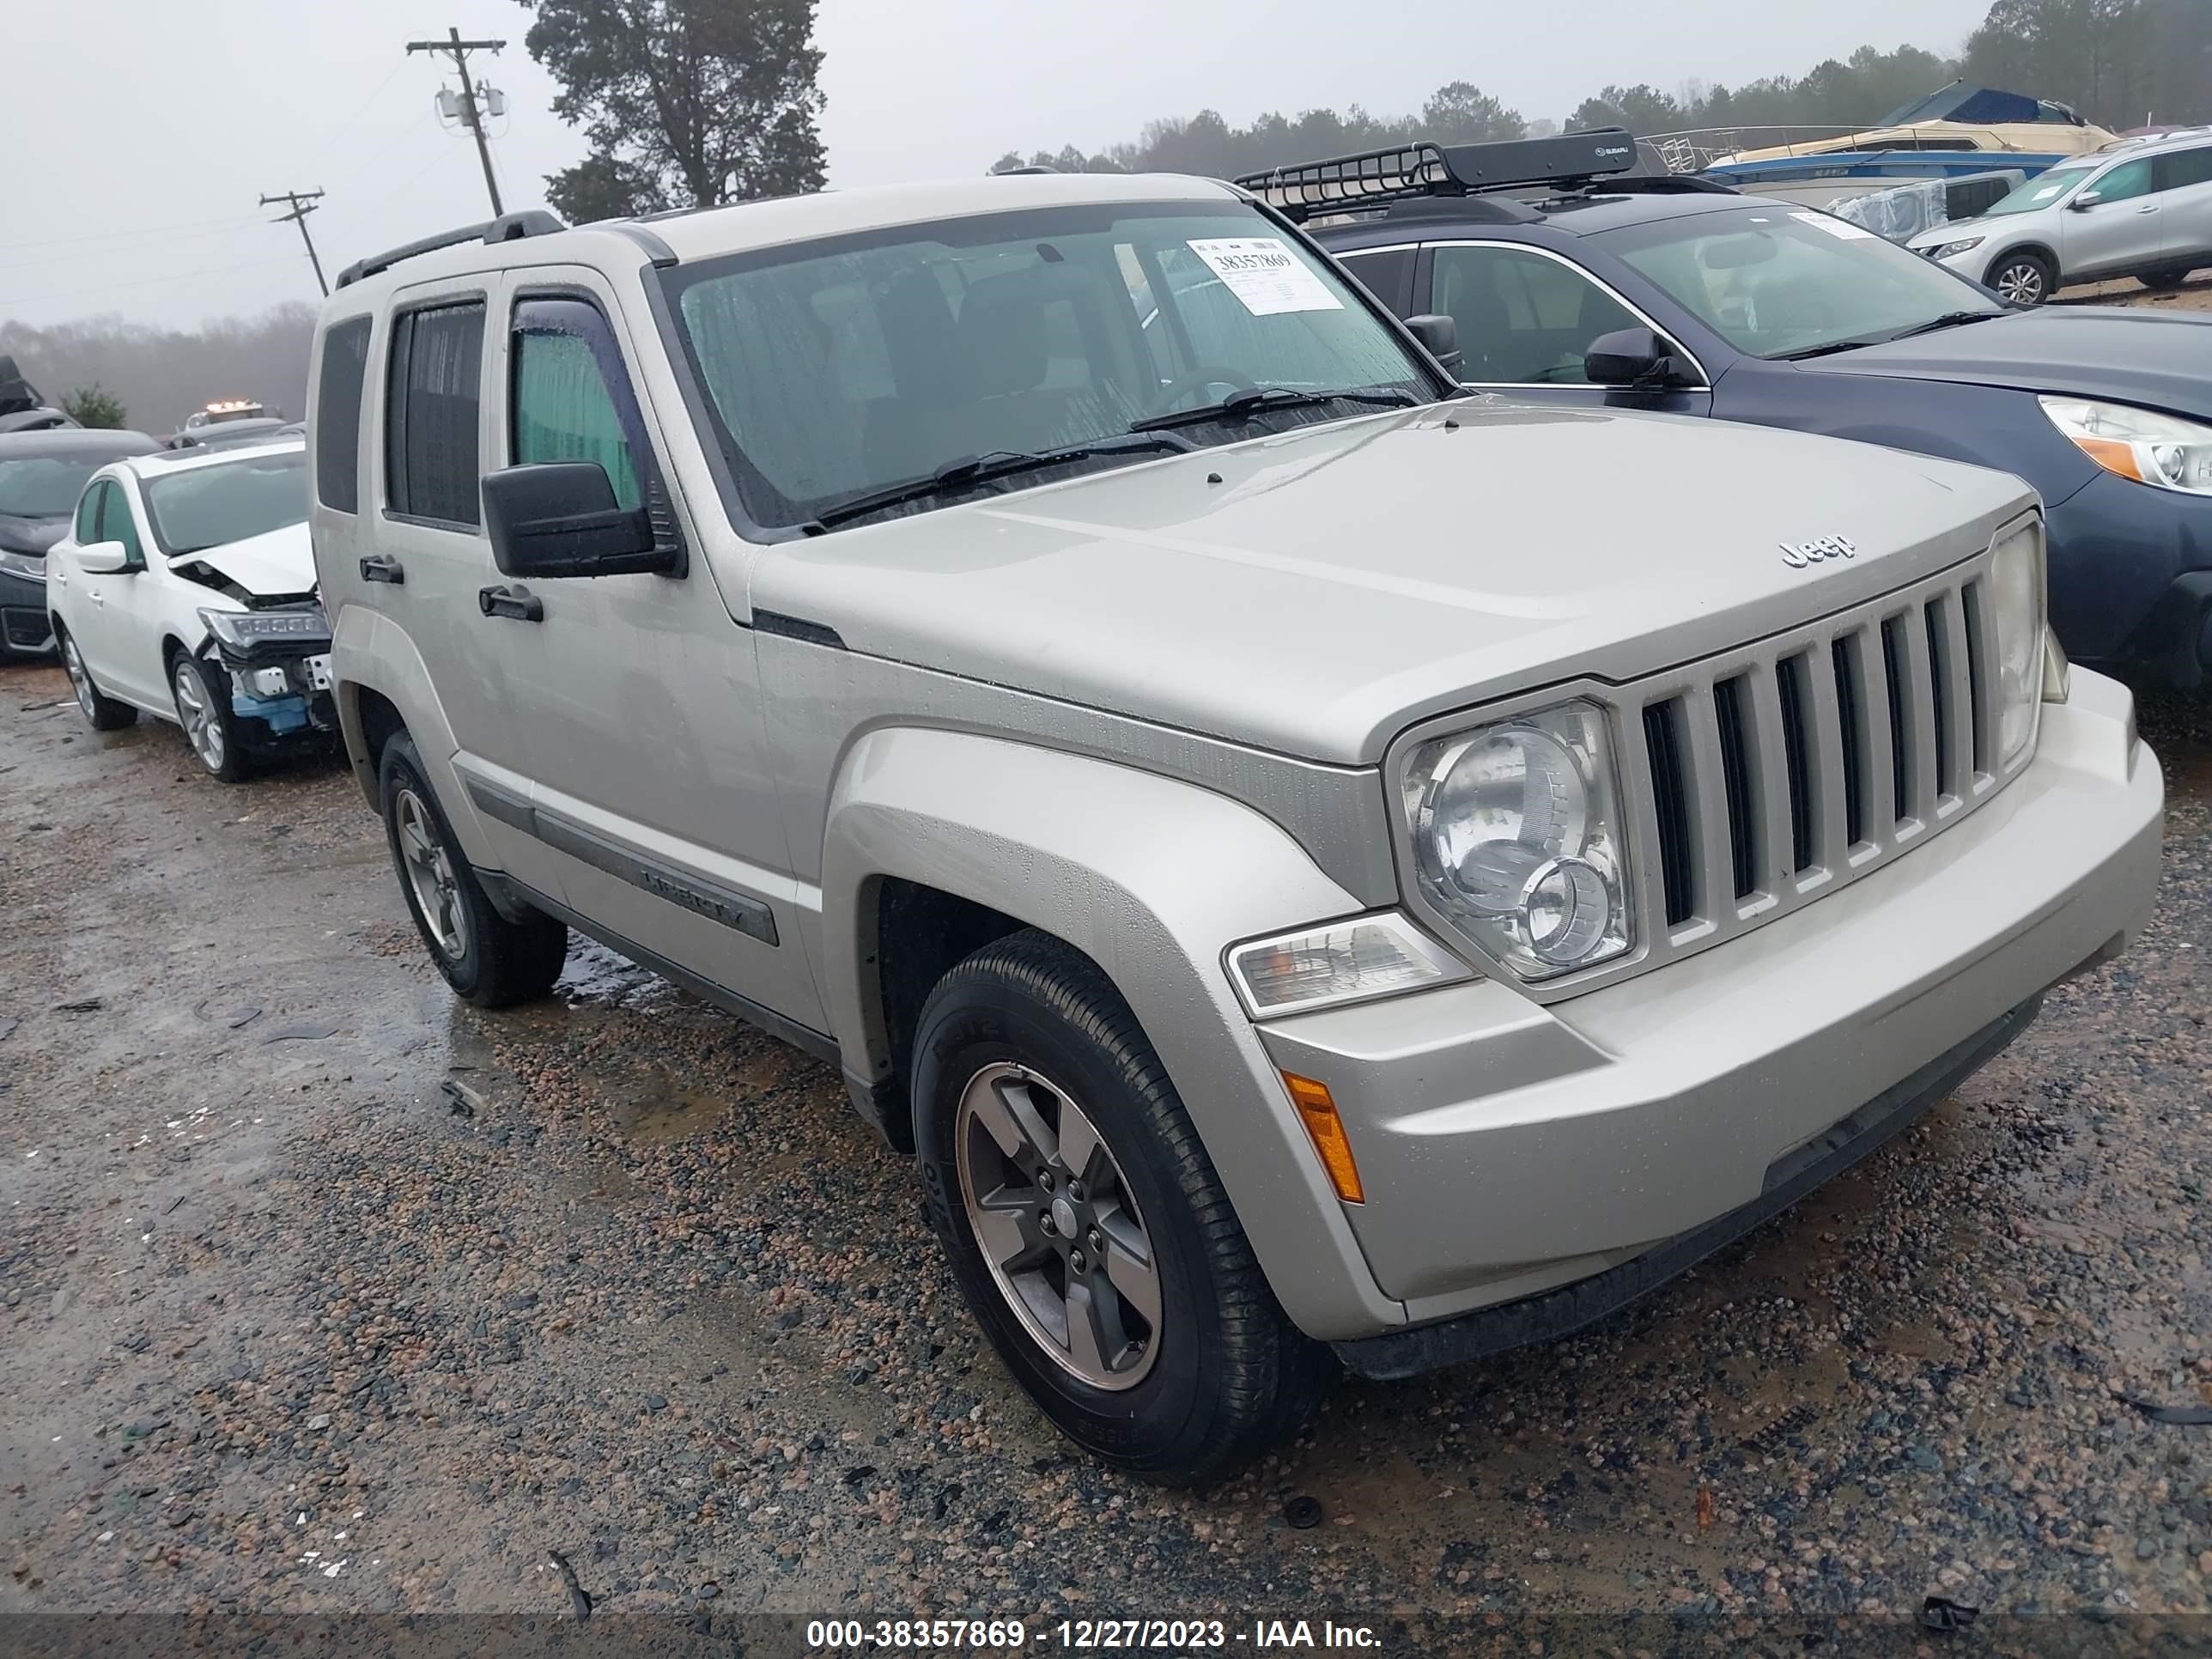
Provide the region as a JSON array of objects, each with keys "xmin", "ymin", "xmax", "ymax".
[
  {"xmin": 407, "ymin": 27, "xmax": 507, "ymax": 217},
  {"xmin": 260, "ymin": 189, "xmax": 330, "ymax": 298}
]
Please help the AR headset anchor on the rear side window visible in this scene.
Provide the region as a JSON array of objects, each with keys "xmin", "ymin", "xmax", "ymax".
[
  {"xmin": 2155, "ymin": 146, "xmax": 2212, "ymax": 192},
  {"xmin": 315, "ymin": 317, "xmax": 373, "ymax": 513},
  {"xmin": 385, "ymin": 301, "xmax": 485, "ymax": 526}
]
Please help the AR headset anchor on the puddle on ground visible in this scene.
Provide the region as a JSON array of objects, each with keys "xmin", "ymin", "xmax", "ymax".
[{"xmin": 556, "ymin": 940, "xmax": 677, "ymax": 1008}]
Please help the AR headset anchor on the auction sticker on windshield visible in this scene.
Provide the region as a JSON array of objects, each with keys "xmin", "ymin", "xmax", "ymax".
[
  {"xmin": 1790, "ymin": 210, "xmax": 1876, "ymax": 240},
  {"xmin": 1186, "ymin": 239, "xmax": 1344, "ymax": 316}
]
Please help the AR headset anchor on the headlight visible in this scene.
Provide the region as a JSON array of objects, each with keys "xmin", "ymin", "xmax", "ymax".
[
  {"xmin": 1401, "ymin": 701, "xmax": 1632, "ymax": 981},
  {"xmin": 1226, "ymin": 914, "xmax": 1473, "ymax": 1018},
  {"xmin": 1986, "ymin": 524, "xmax": 2046, "ymax": 768},
  {"xmin": 1929, "ymin": 236, "xmax": 1984, "ymax": 258},
  {"xmin": 197, "ymin": 605, "xmax": 331, "ymax": 650},
  {"xmin": 2040, "ymin": 396, "xmax": 2212, "ymax": 495},
  {"xmin": 0, "ymin": 550, "xmax": 46, "ymax": 583}
]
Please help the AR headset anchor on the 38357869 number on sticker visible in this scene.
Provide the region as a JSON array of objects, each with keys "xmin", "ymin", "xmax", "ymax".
[{"xmin": 806, "ymin": 1618, "xmax": 1032, "ymax": 1649}]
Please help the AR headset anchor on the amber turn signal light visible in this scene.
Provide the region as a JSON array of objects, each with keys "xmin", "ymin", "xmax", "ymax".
[{"xmin": 1280, "ymin": 1072, "xmax": 1364, "ymax": 1204}]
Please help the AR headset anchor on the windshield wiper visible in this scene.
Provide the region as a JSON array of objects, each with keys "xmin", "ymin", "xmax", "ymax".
[
  {"xmin": 1778, "ymin": 311, "xmax": 2001, "ymax": 362},
  {"xmin": 1881, "ymin": 310, "xmax": 2002, "ymax": 343},
  {"xmin": 1127, "ymin": 385, "xmax": 1421, "ymax": 434},
  {"xmin": 801, "ymin": 434, "xmax": 1192, "ymax": 532}
]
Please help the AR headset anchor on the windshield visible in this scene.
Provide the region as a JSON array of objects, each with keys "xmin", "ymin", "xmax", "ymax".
[
  {"xmin": 1984, "ymin": 162, "xmax": 2097, "ymax": 216},
  {"xmin": 0, "ymin": 456, "xmax": 106, "ymax": 519},
  {"xmin": 662, "ymin": 201, "xmax": 1437, "ymax": 530},
  {"xmin": 1604, "ymin": 207, "xmax": 2000, "ymax": 360},
  {"xmin": 142, "ymin": 448, "xmax": 307, "ymax": 556}
]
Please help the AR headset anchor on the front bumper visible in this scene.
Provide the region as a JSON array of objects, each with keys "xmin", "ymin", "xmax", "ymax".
[
  {"xmin": 216, "ymin": 647, "xmax": 337, "ymax": 744},
  {"xmin": 1257, "ymin": 670, "xmax": 2161, "ymax": 1354},
  {"xmin": 0, "ymin": 567, "xmax": 52, "ymax": 655},
  {"xmin": 2046, "ymin": 469, "xmax": 2212, "ymax": 685}
]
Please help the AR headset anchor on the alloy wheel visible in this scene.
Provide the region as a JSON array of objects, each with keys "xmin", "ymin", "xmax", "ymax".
[
  {"xmin": 172, "ymin": 659, "xmax": 224, "ymax": 771},
  {"xmin": 394, "ymin": 787, "xmax": 469, "ymax": 960},
  {"xmin": 63, "ymin": 637, "xmax": 96, "ymax": 722},
  {"xmin": 955, "ymin": 1060, "xmax": 1163, "ymax": 1390},
  {"xmin": 1994, "ymin": 260, "xmax": 2046, "ymax": 306}
]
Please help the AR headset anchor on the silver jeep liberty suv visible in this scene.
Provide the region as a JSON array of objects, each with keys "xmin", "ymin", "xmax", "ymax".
[{"xmin": 309, "ymin": 169, "xmax": 2163, "ymax": 1484}]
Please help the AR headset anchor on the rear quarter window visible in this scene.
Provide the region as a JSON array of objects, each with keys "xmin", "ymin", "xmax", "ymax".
[{"xmin": 315, "ymin": 317, "xmax": 373, "ymax": 514}]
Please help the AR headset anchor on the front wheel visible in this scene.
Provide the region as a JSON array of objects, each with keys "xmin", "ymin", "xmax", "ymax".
[
  {"xmin": 378, "ymin": 732, "xmax": 568, "ymax": 1007},
  {"xmin": 913, "ymin": 929, "xmax": 1327, "ymax": 1485},
  {"xmin": 170, "ymin": 653, "xmax": 251, "ymax": 781},
  {"xmin": 1988, "ymin": 249, "xmax": 2056, "ymax": 307}
]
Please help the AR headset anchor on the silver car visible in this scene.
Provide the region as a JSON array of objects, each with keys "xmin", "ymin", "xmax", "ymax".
[
  {"xmin": 311, "ymin": 174, "xmax": 2162, "ymax": 1483},
  {"xmin": 1911, "ymin": 126, "xmax": 2212, "ymax": 304}
]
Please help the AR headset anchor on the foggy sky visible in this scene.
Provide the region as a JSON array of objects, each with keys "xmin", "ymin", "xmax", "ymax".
[{"xmin": 3, "ymin": 0, "xmax": 1992, "ymax": 331}]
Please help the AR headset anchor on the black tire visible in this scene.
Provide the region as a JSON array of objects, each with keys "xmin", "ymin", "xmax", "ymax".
[
  {"xmin": 378, "ymin": 732, "xmax": 568, "ymax": 1007},
  {"xmin": 58, "ymin": 626, "xmax": 136, "ymax": 732},
  {"xmin": 168, "ymin": 651, "xmax": 252, "ymax": 782},
  {"xmin": 913, "ymin": 928, "xmax": 1328, "ymax": 1485},
  {"xmin": 1987, "ymin": 248, "xmax": 2057, "ymax": 307},
  {"xmin": 2139, "ymin": 264, "xmax": 2196, "ymax": 292}
]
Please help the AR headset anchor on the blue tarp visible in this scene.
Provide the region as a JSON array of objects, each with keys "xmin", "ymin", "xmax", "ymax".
[{"xmin": 1879, "ymin": 82, "xmax": 2080, "ymax": 129}]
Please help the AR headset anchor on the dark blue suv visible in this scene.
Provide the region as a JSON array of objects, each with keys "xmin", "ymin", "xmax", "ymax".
[{"xmin": 1265, "ymin": 132, "xmax": 2212, "ymax": 690}]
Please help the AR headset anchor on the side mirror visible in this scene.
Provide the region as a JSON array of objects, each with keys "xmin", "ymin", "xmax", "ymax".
[
  {"xmin": 1403, "ymin": 313, "xmax": 1462, "ymax": 373},
  {"xmin": 74, "ymin": 540, "xmax": 133, "ymax": 574},
  {"xmin": 2070, "ymin": 190, "xmax": 2104, "ymax": 211},
  {"xmin": 481, "ymin": 462, "xmax": 678, "ymax": 580},
  {"xmin": 1585, "ymin": 327, "xmax": 1697, "ymax": 391}
]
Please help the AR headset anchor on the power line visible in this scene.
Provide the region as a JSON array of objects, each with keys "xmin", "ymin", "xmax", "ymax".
[
  {"xmin": 260, "ymin": 190, "xmax": 330, "ymax": 299},
  {"xmin": 0, "ymin": 212, "xmax": 257, "ymax": 256},
  {"xmin": 0, "ymin": 219, "xmax": 260, "ymax": 275},
  {"xmin": 0, "ymin": 254, "xmax": 300, "ymax": 314},
  {"xmin": 406, "ymin": 27, "xmax": 508, "ymax": 217}
]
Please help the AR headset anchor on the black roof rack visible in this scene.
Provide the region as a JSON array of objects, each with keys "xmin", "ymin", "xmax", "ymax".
[
  {"xmin": 335, "ymin": 210, "xmax": 568, "ymax": 289},
  {"xmin": 1237, "ymin": 128, "xmax": 1645, "ymax": 222}
]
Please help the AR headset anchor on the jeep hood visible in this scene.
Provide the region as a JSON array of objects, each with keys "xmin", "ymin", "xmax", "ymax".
[
  {"xmin": 170, "ymin": 521, "xmax": 316, "ymax": 600},
  {"xmin": 1796, "ymin": 305, "xmax": 2212, "ymax": 419},
  {"xmin": 747, "ymin": 404, "xmax": 2032, "ymax": 765}
]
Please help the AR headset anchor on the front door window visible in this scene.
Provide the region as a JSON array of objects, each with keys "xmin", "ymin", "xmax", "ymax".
[{"xmin": 1428, "ymin": 245, "xmax": 1645, "ymax": 385}]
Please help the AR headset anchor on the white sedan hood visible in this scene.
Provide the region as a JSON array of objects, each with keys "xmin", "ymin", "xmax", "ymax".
[{"xmin": 176, "ymin": 521, "xmax": 316, "ymax": 599}]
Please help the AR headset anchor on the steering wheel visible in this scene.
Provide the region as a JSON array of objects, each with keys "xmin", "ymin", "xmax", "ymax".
[{"xmin": 1147, "ymin": 366, "xmax": 1253, "ymax": 416}]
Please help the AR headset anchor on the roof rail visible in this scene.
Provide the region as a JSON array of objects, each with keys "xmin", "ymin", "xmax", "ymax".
[
  {"xmin": 334, "ymin": 210, "xmax": 568, "ymax": 290},
  {"xmin": 1237, "ymin": 128, "xmax": 1641, "ymax": 222}
]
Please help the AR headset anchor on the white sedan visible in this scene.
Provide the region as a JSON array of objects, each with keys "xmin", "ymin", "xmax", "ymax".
[{"xmin": 47, "ymin": 440, "xmax": 334, "ymax": 781}]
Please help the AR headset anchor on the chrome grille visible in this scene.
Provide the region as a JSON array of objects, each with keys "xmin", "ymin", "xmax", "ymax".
[{"xmin": 1625, "ymin": 554, "xmax": 2011, "ymax": 968}]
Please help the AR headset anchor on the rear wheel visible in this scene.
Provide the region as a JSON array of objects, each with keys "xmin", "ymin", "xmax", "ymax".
[
  {"xmin": 378, "ymin": 732, "xmax": 568, "ymax": 1007},
  {"xmin": 1988, "ymin": 249, "xmax": 2056, "ymax": 307},
  {"xmin": 2139, "ymin": 264, "xmax": 2197, "ymax": 291},
  {"xmin": 913, "ymin": 929, "xmax": 1327, "ymax": 1485},
  {"xmin": 59, "ymin": 629, "xmax": 136, "ymax": 732}
]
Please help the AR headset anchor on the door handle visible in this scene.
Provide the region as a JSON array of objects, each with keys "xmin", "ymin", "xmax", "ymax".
[
  {"xmin": 359, "ymin": 554, "xmax": 405, "ymax": 585},
  {"xmin": 89, "ymin": 589, "xmax": 104, "ymax": 607},
  {"xmin": 477, "ymin": 583, "xmax": 544, "ymax": 623}
]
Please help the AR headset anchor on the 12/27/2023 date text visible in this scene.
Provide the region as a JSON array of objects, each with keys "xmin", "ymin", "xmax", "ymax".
[{"xmin": 806, "ymin": 1618, "xmax": 1383, "ymax": 1650}]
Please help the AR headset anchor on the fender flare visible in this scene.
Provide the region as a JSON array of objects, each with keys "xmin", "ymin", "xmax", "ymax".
[
  {"xmin": 820, "ymin": 724, "xmax": 1405, "ymax": 1338},
  {"xmin": 330, "ymin": 604, "xmax": 494, "ymax": 866}
]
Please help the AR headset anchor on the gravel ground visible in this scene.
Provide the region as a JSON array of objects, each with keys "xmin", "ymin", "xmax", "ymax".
[
  {"xmin": 2060, "ymin": 270, "xmax": 2212, "ymax": 311},
  {"xmin": 1, "ymin": 654, "xmax": 2208, "ymax": 1651}
]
